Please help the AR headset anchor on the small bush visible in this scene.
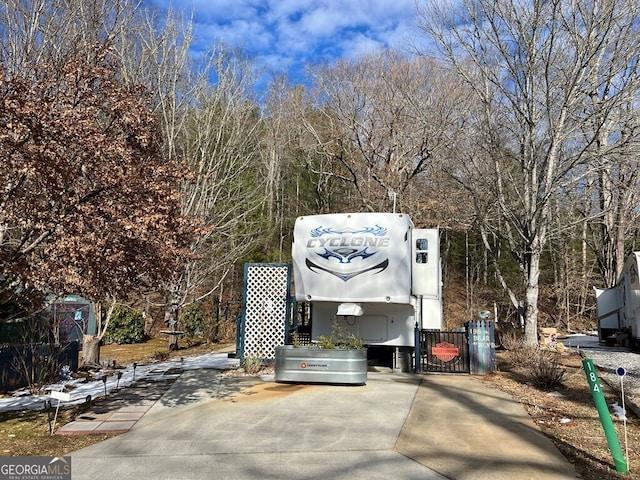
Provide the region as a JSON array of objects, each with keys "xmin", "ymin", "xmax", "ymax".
[
  {"xmin": 506, "ymin": 346, "xmax": 566, "ymax": 390},
  {"xmin": 316, "ymin": 321, "xmax": 364, "ymax": 349},
  {"xmin": 507, "ymin": 346, "xmax": 539, "ymax": 369},
  {"xmin": 529, "ymin": 350, "xmax": 566, "ymax": 389},
  {"xmin": 242, "ymin": 355, "xmax": 264, "ymax": 374},
  {"xmin": 152, "ymin": 351, "xmax": 170, "ymax": 362},
  {"xmin": 180, "ymin": 303, "xmax": 204, "ymax": 338},
  {"xmin": 103, "ymin": 305, "xmax": 145, "ymax": 345},
  {"xmin": 498, "ymin": 326, "xmax": 523, "ymax": 350},
  {"xmin": 208, "ymin": 318, "xmax": 236, "ymax": 343}
]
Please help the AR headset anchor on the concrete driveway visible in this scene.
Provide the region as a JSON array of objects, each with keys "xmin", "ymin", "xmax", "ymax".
[
  {"xmin": 70, "ymin": 371, "xmax": 448, "ymax": 480},
  {"xmin": 70, "ymin": 368, "xmax": 577, "ymax": 480}
]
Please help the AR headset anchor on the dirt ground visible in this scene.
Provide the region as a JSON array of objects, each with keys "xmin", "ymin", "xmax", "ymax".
[
  {"xmin": 1, "ymin": 340, "xmax": 638, "ymax": 480},
  {"xmin": 485, "ymin": 350, "xmax": 639, "ymax": 480}
]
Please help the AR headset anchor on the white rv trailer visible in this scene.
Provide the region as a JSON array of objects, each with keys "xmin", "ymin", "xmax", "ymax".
[
  {"xmin": 291, "ymin": 212, "xmax": 442, "ymax": 367},
  {"xmin": 594, "ymin": 251, "xmax": 640, "ymax": 348}
]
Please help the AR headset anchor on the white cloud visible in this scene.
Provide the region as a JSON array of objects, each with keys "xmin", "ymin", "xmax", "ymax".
[
  {"xmin": 148, "ymin": 0, "xmax": 419, "ymax": 77},
  {"xmin": 166, "ymin": 0, "xmax": 265, "ymax": 19},
  {"xmin": 264, "ymin": 0, "xmax": 315, "ymax": 22},
  {"xmin": 296, "ymin": 6, "xmax": 353, "ymax": 38},
  {"xmin": 341, "ymin": 33, "xmax": 386, "ymax": 60}
]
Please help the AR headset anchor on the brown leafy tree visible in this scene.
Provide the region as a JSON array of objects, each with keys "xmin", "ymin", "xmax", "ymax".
[{"xmin": 0, "ymin": 49, "xmax": 192, "ymax": 364}]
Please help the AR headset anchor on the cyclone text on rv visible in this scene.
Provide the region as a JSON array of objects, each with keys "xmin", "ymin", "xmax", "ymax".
[
  {"xmin": 595, "ymin": 251, "xmax": 640, "ymax": 349},
  {"xmin": 291, "ymin": 212, "xmax": 442, "ymax": 369}
]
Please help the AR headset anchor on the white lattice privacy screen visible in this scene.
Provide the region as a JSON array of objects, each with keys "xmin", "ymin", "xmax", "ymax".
[{"xmin": 241, "ymin": 263, "xmax": 291, "ymax": 359}]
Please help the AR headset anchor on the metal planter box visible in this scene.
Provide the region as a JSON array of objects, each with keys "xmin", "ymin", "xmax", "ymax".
[{"xmin": 275, "ymin": 345, "xmax": 367, "ymax": 385}]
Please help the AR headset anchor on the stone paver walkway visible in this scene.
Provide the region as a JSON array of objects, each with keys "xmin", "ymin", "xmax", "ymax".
[{"xmin": 56, "ymin": 368, "xmax": 181, "ymax": 435}]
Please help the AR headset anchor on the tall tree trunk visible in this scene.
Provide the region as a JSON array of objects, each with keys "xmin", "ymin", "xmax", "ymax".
[
  {"xmin": 523, "ymin": 250, "xmax": 542, "ymax": 346},
  {"xmin": 81, "ymin": 334, "xmax": 101, "ymax": 367},
  {"xmin": 81, "ymin": 300, "xmax": 115, "ymax": 367}
]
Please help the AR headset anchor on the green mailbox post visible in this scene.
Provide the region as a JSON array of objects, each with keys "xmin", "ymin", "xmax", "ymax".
[{"xmin": 582, "ymin": 358, "xmax": 628, "ymax": 473}]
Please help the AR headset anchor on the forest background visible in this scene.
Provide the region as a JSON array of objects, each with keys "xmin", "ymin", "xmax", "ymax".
[{"xmin": 1, "ymin": 0, "xmax": 640, "ymax": 362}]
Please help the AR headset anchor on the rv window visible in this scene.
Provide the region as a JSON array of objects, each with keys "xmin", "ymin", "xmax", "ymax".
[
  {"xmin": 416, "ymin": 239, "xmax": 428, "ymax": 251},
  {"xmin": 416, "ymin": 238, "xmax": 428, "ymax": 264}
]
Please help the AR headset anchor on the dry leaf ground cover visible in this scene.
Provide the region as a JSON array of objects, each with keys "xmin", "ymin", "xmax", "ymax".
[
  {"xmin": 1, "ymin": 339, "xmax": 639, "ymax": 480},
  {"xmin": 486, "ymin": 349, "xmax": 640, "ymax": 480}
]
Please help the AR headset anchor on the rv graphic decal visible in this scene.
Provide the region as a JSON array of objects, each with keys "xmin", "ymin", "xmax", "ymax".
[
  {"xmin": 305, "ymin": 258, "xmax": 389, "ymax": 282},
  {"xmin": 304, "ymin": 224, "xmax": 390, "ymax": 282},
  {"xmin": 309, "ymin": 225, "xmax": 388, "ymax": 239}
]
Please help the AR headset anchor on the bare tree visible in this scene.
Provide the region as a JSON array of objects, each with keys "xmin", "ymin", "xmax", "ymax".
[
  {"xmin": 260, "ymin": 76, "xmax": 346, "ymax": 251},
  {"xmin": 284, "ymin": 83, "xmax": 357, "ymax": 214},
  {"xmin": 0, "ymin": 0, "xmax": 140, "ymax": 74},
  {"xmin": 114, "ymin": 7, "xmax": 270, "ymax": 315},
  {"xmin": 306, "ymin": 49, "xmax": 465, "ymax": 213},
  {"xmin": 584, "ymin": 106, "xmax": 640, "ymax": 288},
  {"xmin": 417, "ymin": 0, "xmax": 640, "ymax": 345},
  {"xmin": 115, "ymin": 6, "xmax": 196, "ymax": 161},
  {"xmin": 172, "ymin": 47, "xmax": 266, "ymax": 309}
]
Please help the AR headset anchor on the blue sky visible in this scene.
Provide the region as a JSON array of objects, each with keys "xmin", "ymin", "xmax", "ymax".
[{"xmin": 147, "ymin": 0, "xmax": 420, "ymax": 86}]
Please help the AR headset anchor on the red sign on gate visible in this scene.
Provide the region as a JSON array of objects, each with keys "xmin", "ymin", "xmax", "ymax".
[{"xmin": 432, "ymin": 342, "xmax": 459, "ymax": 362}]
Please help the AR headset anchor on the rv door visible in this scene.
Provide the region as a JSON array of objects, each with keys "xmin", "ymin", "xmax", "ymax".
[{"xmin": 594, "ymin": 287, "xmax": 620, "ymax": 339}]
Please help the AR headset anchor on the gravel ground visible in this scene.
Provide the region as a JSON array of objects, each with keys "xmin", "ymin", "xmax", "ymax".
[{"xmin": 564, "ymin": 334, "xmax": 640, "ymax": 417}]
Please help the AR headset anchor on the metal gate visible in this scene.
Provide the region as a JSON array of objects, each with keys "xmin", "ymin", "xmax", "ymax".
[
  {"xmin": 420, "ymin": 330, "xmax": 470, "ymax": 373},
  {"xmin": 237, "ymin": 263, "xmax": 291, "ymax": 361},
  {"xmin": 418, "ymin": 322, "xmax": 496, "ymax": 374}
]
